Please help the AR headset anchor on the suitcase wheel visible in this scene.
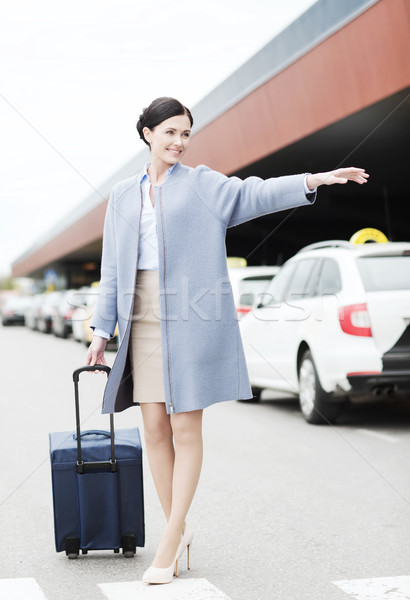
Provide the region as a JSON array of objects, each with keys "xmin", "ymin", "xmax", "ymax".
[
  {"xmin": 122, "ymin": 534, "xmax": 137, "ymax": 558},
  {"xmin": 65, "ymin": 537, "xmax": 80, "ymax": 559}
]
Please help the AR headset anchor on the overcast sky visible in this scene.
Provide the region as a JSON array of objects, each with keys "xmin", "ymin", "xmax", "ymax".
[{"xmin": 0, "ymin": 0, "xmax": 317, "ymax": 277}]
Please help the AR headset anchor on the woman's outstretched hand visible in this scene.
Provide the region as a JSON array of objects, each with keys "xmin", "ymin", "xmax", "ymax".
[{"xmin": 306, "ymin": 167, "xmax": 369, "ymax": 191}]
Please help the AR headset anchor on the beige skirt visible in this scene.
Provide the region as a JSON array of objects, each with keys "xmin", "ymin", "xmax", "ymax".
[{"xmin": 130, "ymin": 270, "xmax": 165, "ymax": 404}]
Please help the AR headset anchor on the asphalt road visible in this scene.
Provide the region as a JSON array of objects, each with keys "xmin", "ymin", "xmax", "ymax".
[{"xmin": 0, "ymin": 324, "xmax": 409, "ymax": 600}]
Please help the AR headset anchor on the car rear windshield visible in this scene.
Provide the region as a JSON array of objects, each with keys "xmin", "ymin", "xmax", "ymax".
[
  {"xmin": 238, "ymin": 276, "xmax": 274, "ymax": 306},
  {"xmin": 356, "ymin": 254, "xmax": 410, "ymax": 291}
]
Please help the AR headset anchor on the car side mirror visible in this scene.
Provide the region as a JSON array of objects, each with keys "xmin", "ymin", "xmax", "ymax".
[{"xmin": 255, "ymin": 292, "xmax": 269, "ymax": 309}]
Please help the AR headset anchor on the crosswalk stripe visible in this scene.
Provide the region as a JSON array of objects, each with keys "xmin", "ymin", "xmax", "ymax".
[
  {"xmin": 0, "ymin": 578, "xmax": 48, "ymax": 600},
  {"xmin": 98, "ymin": 577, "xmax": 231, "ymax": 599},
  {"xmin": 333, "ymin": 576, "xmax": 410, "ymax": 599}
]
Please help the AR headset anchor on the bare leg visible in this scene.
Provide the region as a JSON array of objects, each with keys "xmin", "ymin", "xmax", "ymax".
[
  {"xmin": 152, "ymin": 409, "xmax": 203, "ymax": 568},
  {"xmin": 140, "ymin": 403, "xmax": 174, "ymax": 520}
]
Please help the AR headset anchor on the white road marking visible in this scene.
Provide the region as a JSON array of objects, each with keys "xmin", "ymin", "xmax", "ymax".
[
  {"xmin": 333, "ymin": 576, "xmax": 410, "ymax": 599},
  {"xmin": 0, "ymin": 578, "xmax": 48, "ymax": 600},
  {"xmin": 356, "ymin": 429, "xmax": 400, "ymax": 444},
  {"xmin": 98, "ymin": 577, "xmax": 231, "ymax": 599}
]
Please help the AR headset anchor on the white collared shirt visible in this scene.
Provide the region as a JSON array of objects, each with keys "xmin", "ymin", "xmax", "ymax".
[{"xmin": 137, "ymin": 163, "xmax": 175, "ymax": 271}]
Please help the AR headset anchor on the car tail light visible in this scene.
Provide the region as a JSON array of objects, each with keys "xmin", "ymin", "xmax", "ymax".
[
  {"xmin": 339, "ymin": 303, "xmax": 372, "ymax": 337},
  {"xmin": 237, "ymin": 305, "xmax": 252, "ymax": 317}
]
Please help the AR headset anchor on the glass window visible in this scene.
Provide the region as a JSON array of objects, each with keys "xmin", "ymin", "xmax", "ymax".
[
  {"xmin": 316, "ymin": 259, "xmax": 342, "ymax": 296},
  {"xmin": 238, "ymin": 275, "xmax": 275, "ymax": 306},
  {"xmin": 284, "ymin": 258, "xmax": 318, "ymax": 301},
  {"xmin": 258, "ymin": 263, "xmax": 296, "ymax": 307},
  {"xmin": 356, "ymin": 255, "xmax": 410, "ymax": 291}
]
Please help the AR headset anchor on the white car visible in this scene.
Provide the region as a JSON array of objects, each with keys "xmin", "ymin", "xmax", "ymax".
[
  {"xmin": 52, "ymin": 289, "xmax": 89, "ymax": 338},
  {"xmin": 239, "ymin": 240, "xmax": 410, "ymax": 424},
  {"xmin": 71, "ymin": 287, "xmax": 99, "ymax": 344},
  {"xmin": 71, "ymin": 285, "xmax": 118, "ymax": 348},
  {"xmin": 228, "ymin": 266, "xmax": 279, "ymax": 318}
]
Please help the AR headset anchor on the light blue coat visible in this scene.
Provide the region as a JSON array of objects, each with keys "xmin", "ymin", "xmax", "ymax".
[{"xmin": 90, "ymin": 162, "xmax": 316, "ymax": 414}]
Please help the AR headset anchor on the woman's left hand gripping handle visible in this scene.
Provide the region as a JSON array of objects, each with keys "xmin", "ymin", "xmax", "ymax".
[{"xmin": 86, "ymin": 336, "xmax": 108, "ymax": 374}]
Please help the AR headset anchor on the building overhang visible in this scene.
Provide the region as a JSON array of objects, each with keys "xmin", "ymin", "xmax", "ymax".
[{"xmin": 12, "ymin": 0, "xmax": 410, "ymax": 278}]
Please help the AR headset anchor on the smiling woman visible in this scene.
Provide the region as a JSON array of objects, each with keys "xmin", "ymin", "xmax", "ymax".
[
  {"xmin": 86, "ymin": 95, "xmax": 368, "ymax": 586},
  {"xmin": 136, "ymin": 97, "xmax": 193, "ymax": 188}
]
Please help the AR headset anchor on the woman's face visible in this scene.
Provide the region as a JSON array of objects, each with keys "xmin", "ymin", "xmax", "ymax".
[{"xmin": 143, "ymin": 114, "xmax": 191, "ymax": 166}]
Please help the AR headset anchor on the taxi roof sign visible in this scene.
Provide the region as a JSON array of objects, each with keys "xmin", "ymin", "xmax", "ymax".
[
  {"xmin": 349, "ymin": 228, "xmax": 389, "ymax": 244},
  {"xmin": 227, "ymin": 257, "xmax": 247, "ymax": 268}
]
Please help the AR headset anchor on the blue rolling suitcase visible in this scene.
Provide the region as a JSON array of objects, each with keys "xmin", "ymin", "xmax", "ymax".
[{"xmin": 49, "ymin": 365, "xmax": 145, "ymax": 558}]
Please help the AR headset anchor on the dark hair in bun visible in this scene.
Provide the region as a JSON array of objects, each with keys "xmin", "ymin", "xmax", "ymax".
[{"xmin": 136, "ymin": 97, "xmax": 193, "ymax": 146}]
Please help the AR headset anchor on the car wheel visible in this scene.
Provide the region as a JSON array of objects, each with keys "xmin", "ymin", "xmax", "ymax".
[
  {"xmin": 298, "ymin": 350, "xmax": 342, "ymax": 425},
  {"xmin": 250, "ymin": 387, "xmax": 262, "ymax": 402},
  {"xmin": 237, "ymin": 387, "xmax": 262, "ymax": 403}
]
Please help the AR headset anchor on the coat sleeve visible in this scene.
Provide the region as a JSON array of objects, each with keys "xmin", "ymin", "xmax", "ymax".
[
  {"xmin": 194, "ymin": 166, "xmax": 316, "ymax": 229},
  {"xmin": 89, "ymin": 187, "xmax": 118, "ymax": 337}
]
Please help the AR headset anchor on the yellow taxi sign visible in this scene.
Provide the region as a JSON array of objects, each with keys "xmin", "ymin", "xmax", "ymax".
[
  {"xmin": 227, "ymin": 257, "xmax": 247, "ymax": 268},
  {"xmin": 349, "ymin": 228, "xmax": 389, "ymax": 245}
]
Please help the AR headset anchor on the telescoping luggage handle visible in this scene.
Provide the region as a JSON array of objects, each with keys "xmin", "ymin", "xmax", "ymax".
[{"xmin": 72, "ymin": 365, "xmax": 116, "ymax": 474}]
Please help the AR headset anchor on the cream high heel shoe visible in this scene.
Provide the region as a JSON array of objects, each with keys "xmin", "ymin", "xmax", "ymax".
[
  {"xmin": 142, "ymin": 535, "xmax": 184, "ymax": 584},
  {"xmin": 176, "ymin": 523, "xmax": 194, "ymax": 572},
  {"xmin": 142, "ymin": 557, "xmax": 177, "ymax": 585},
  {"xmin": 143, "ymin": 525, "xmax": 195, "ymax": 584}
]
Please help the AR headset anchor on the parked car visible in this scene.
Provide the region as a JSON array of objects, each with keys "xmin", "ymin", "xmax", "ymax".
[
  {"xmin": 52, "ymin": 289, "xmax": 88, "ymax": 338},
  {"xmin": 24, "ymin": 294, "xmax": 44, "ymax": 330},
  {"xmin": 37, "ymin": 291, "xmax": 62, "ymax": 334},
  {"xmin": 239, "ymin": 240, "xmax": 410, "ymax": 424},
  {"xmin": 228, "ymin": 265, "xmax": 279, "ymax": 318},
  {"xmin": 1, "ymin": 296, "xmax": 31, "ymax": 326},
  {"xmin": 71, "ymin": 287, "xmax": 99, "ymax": 344},
  {"xmin": 71, "ymin": 285, "xmax": 118, "ymax": 348}
]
